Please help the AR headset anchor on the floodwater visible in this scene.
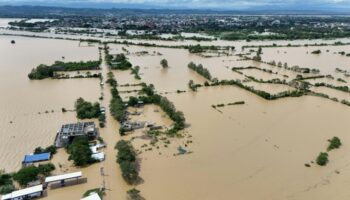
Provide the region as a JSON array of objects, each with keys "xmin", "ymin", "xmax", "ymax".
[
  {"xmin": 256, "ymin": 46, "xmax": 350, "ymax": 74},
  {"xmin": 1, "ymin": 33, "xmax": 350, "ymax": 200},
  {"xmin": 0, "ymin": 36, "xmax": 100, "ymax": 171}
]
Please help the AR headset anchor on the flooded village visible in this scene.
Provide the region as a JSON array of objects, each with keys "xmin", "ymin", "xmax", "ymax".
[{"xmin": 1, "ymin": 13, "xmax": 350, "ymax": 200}]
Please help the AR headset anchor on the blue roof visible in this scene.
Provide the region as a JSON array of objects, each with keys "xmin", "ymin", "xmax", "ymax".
[{"xmin": 23, "ymin": 153, "xmax": 51, "ymax": 163}]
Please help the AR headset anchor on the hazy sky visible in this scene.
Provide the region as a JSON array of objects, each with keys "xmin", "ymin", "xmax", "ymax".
[{"xmin": 0, "ymin": 0, "xmax": 349, "ymax": 9}]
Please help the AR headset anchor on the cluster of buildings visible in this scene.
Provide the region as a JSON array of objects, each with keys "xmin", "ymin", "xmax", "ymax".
[
  {"xmin": 8, "ymin": 15, "xmax": 350, "ymax": 36},
  {"xmin": 2, "ymin": 122, "xmax": 103, "ymax": 200}
]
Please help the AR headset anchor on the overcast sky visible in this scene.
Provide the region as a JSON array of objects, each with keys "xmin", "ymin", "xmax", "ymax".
[{"xmin": 0, "ymin": 0, "xmax": 349, "ymax": 9}]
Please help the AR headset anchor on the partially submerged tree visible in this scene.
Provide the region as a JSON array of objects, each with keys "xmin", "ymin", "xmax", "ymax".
[
  {"xmin": 316, "ymin": 152, "xmax": 329, "ymax": 166},
  {"xmin": 160, "ymin": 59, "xmax": 168, "ymax": 68}
]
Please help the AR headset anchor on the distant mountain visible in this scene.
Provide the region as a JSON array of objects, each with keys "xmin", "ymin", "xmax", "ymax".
[{"xmin": 0, "ymin": 5, "xmax": 348, "ymax": 18}]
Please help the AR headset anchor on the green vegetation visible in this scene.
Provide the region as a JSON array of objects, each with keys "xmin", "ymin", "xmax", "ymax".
[
  {"xmin": 28, "ymin": 60, "xmax": 101, "ymax": 80},
  {"xmin": 341, "ymin": 99, "xmax": 350, "ymax": 106},
  {"xmin": 107, "ymin": 72, "xmax": 126, "ymax": 123},
  {"xmin": 110, "ymin": 86, "xmax": 126, "ymax": 122},
  {"xmin": 67, "ymin": 136, "xmax": 95, "ymax": 166},
  {"xmin": 106, "ymin": 52, "xmax": 132, "ymax": 70},
  {"xmin": 188, "ymin": 80, "xmax": 201, "ymax": 91},
  {"xmin": 252, "ymin": 47, "xmax": 262, "ymax": 61},
  {"xmin": 75, "ymin": 98, "xmax": 101, "ymax": 119},
  {"xmin": 316, "ymin": 152, "xmax": 329, "ymax": 166},
  {"xmin": 212, "ymin": 101, "xmax": 245, "ymax": 109},
  {"xmin": 160, "ymin": 59, "xmax": 168, "ymax": 68},
  {"xmin": 213, "ymin": 79, "xmax": 304, "ymax": 100},
  {"xmin": 127, "ymin": 188, "xmax": 145, "ymax": 200},
  {"xmin": 13, "ymin": 163, "xmax": 55, "ymax": 186},
  {"xmin": 106, "ymin": 72, "xmax": 117, "ymax": 87},
  {"xmin": 188, "ymin": 62, "xmax": 212, "ymax": 80},
  {"xmin": 188, "ymin": 44, "xmax": 218, "ymax": 53},
  {"xmin": 131, "ymin": 66, "xmax": 141, "ymax": 80},
  {"xmin": 0, "ymin": 171, "xmax": 15, "ymax": 195},
  {"xmin": 139, "ymin": 84, "xmax": 186, "ymax": 133},
  {"xmin": 228, "ymin": 101, "xmax": 245, "ymax": 106},
  {"xmin": 311, "ymin": 49, "xmax": 322, "ymax": 54},
  {"xmin": 115, "ymin": 140, "xmax": 139, "ymax": 185},
  {"xmin": 34, "ymin": 145, "xmax": 57, "ymax": 155},
  {"xmin": 327, "ymin": 137, "xmax": 342, "ymax": 151},
  {"xmin": 13, "ymin": 166, "xmax": 39, "ymax": 186},
  {"xmin": 188, "ymin": 44, "xmax": 205, "ymax": 53},
  {"xmin": 232, "ymin": 66, "xmax": 275, "ymax": 75},
  {"xmin": 314, "ymin": 83, "xmax": 350, "ymax": 94}
]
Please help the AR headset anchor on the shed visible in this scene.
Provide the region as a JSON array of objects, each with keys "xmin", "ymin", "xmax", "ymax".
[
  {"xmin": 45, "ymin": 171, "xmax": 82, "ymax": 184},
  {"xmin": 23, "ymin": 153, "xmax": 51, "ymax": 164},
  {"xmin": 1, "ymin": 185, "xmax": 43, "ymax": 200}
]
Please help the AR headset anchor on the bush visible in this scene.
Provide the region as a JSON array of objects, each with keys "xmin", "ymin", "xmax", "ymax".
[
  {"xmin": 316, "ymin": 152, "xmax": 329, "ymax": 166},
  {"xmin": 0, "ymin": 172, "xmax": 15, "ymax": 195},
  {"xmin": 127, "ymin": 188, "xmax": 144, "ymax": 200},
  {"xmin": 37, "ymin": 163, "xmax": 55, "ymax": 176},
  {"xmin": 327, "ymin": 137, "xmax": 341, "ymax": 151},
  {"xmin": 33, "ymin": 145, "xmax": 57, "ymax": 155},
  {"xmin": 13, "ymin": 166, "xmax": 39, "ymax": 186},
  {"xmin": 311, "ymin": 50, "xmax": 322, "ymax": 54},
  {"xmin": 0, "ymin": 184, "xmax": 15, "ymax": 195}
]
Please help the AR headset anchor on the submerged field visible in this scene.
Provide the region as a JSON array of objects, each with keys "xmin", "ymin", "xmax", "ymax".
[{"xmin": 1, "ymin": 34, "xmax": 350, "ymax": 200}]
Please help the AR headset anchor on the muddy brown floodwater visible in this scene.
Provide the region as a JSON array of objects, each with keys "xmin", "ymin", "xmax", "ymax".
[{"xmin": 1, "ymin": 34, "xmax": 350, "ymax": 200}]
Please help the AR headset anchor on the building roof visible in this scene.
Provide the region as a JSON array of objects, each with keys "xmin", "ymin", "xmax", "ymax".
[
  {"xmin": 45, "ymin": 171, "xmax": 82, "ymax": 183},
  {"xmin": 92, "ymin": 152, "xmax": 105, "ymax": 161},
  {"xmin": 81, "ymin": 193, "xmax": 102, "ymax": 200},
  {"xmin": 60, "ymin": 122, "xmax": 95, "ymax": 134},
  {"xmin": 23, "ymin": 153, "xmax": 51, "ymax": 163},
  {"xmin": 2, "ymin": 185, "xmax": 43, "ymax": 200}
]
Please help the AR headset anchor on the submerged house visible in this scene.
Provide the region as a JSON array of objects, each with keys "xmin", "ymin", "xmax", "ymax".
[
  {"xmin": 55, "ymin": 122, "xmax": 98, "ymax": 148},
  {"xmin": 121, "ymin": 121, "xmax": 145, "ymax": 132}
]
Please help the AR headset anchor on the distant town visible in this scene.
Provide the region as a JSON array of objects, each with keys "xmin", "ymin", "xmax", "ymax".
[{"xmin": 2, "ymin": 6, "xmax": 350, "ymax": 41}]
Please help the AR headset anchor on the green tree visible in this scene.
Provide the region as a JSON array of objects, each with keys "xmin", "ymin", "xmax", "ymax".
[
  {"xmin": 67, "ymin": 136, "xmax": 94, "ymax": 166},
  {"xmin": 327, "ymin": 137, "xmax": 341, "ymax": 151},
  {"xmin": 316, "ymin": 152, "xmax": 329, "ymax": 166},
  {"xmin": 13, "ymin": 166, "xmax": 39, "ymax": 186},
  {"xmin": 160, "ymin": 59, "xmax": 168, "ymax": 68}
]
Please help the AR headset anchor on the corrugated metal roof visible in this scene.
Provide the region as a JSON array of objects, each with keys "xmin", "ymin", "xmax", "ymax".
[
  {"xmin": 1, "ymin": 185, "xmax": 43, "ymax": 200},
  {"xmin": 23, "ymin": 153, "xmax": 51, "ymax": 163},
  {"xmin": 45, "ymin": 171, "xmax": 82, "ymax": 183}
]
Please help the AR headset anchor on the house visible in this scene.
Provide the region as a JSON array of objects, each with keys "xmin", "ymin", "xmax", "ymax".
[
  {"xmin": 1, "ymin": 185, "xmax": 43, "ymax": 200},
  {"xmin": 22, "ymin": 153, "xmax": 51, "ymax": 166},
  {"xmin": 55, "ymin": 122, "xmax": 98, "ymax": 147}
]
